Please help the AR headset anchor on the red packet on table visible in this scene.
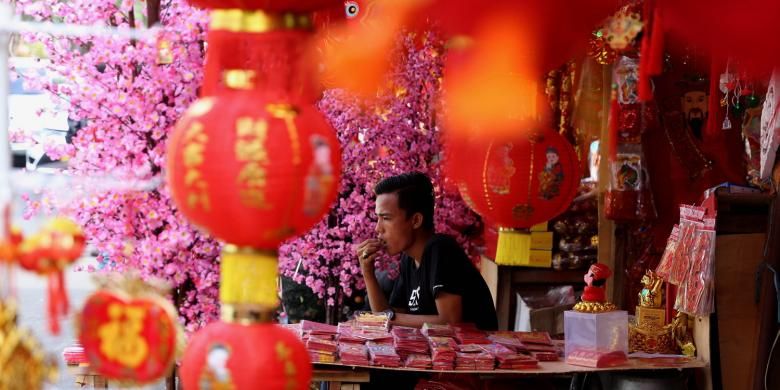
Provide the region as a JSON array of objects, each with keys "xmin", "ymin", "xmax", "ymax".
[
  {"xmin": 300, "ymin": 320, "xmax": 338, "ymax": 335},
  {"xmin": 487, "ymin": 334, "xmax": 527, "ymax": 352},
  {"xmin": 566, "ymin": 349, "xmax": 627, "ymax": 368},
  {"xmin": 514, "ymin": 331, "xmax": 553, "ymax": 346},
  {"xmin": 531, "ymin": 351, "xmax": 559, "ymax": 362},
  {"xmin": 310, "ymin": 351, "xmax": 337, "ymax": 364},
  {"xmin": 422, "ymin": 323, "xmax": 455, "ymax": 337},
  {"xmin": 306, "ymin": 336, "xmax": 338, "ymax": 353},
  {"xmin": 353, "ymin": 311, "xmax": 391, "ymax": 331}
]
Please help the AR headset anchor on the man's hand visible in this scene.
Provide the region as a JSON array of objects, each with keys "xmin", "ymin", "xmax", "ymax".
[{"xmin": 355, "ymin": 238, "xmax": 382, "ymax": 273}]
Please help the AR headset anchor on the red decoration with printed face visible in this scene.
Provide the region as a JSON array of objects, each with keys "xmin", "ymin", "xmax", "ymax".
[
  {"xmin": 78, "ymin": 290, "xmax": 179, "ymax": 384},
  {"xmin": 167, "ymin": 92, "xmax": 341, "ymax": 249},
  {"xmin": 449, "ymin": 128, "xmax": 580, "ymax": 228},
  {"xmin": 180, "ymin": 322, "xmax": 312, "ymax": 390},
  {"xmin": 185, "ymin": 0, "xmax": 339, "ymax": 11}
]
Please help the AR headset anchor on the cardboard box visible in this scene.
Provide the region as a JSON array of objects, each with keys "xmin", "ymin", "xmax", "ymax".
[
  {"xmin": 515, "ymin": 300, "xmax": 575, "ymax": 335},
  {"xmin": 528, "ymin": 249, "xmax": 552, "ymax": 268},
  {"xmin": 530, "ymin": 222, "xmax": 548, "ymax": 232},
  {"xmin": 530, "ymin": 232, "xmax": 554, "ymax": 250}
]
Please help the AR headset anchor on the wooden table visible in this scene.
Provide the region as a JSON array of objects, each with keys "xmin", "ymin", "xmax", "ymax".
[{"xmin": 313, "ymin": 358, "xmax": 708, "ymax": 389}]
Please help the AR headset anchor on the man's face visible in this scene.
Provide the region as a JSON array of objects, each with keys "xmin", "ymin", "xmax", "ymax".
[
  {"xmin": 375, "ymin": 193, "xmax": 416, "ymax": 256},
  {"xmin": 681, "ymin": 91, "xmax": 708, "ymax": 136}
]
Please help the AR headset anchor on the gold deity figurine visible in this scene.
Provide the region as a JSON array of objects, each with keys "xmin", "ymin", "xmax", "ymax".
[
  {"xmin": 629, "ymin": 270, "xmax": 696, "ymax": 356},
  {"xmin": 638, "ymin": 270, "xmax": 664, "ymax": 308}
]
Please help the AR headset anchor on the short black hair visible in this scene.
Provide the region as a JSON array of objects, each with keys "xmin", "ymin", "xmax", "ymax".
[{"xmin": 374, "ymin": 172, "xmax": 435, "ymax": 231}]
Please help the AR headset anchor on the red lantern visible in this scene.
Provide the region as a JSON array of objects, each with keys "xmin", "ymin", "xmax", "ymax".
[
  {"xmin": 185, "ymin": 0, "xmax": 339, "ymax": 12},
  {"xmin": 449, "ymin": 128, "xmax": 580, "ymax": 265},
  {"xmin": 166, "ymin": 92, "xmax": 340, "ymax": 249},
  {"xmin": 17, "ymin": 217, "xmax": 86, "ymax": 334},
  {"xmin": 78, "ymin": 284, "xmax": 180, "ymax": 384},
  {"xmin": 180, "ymin": 322, "xmax": 311, "ymax": 390}
]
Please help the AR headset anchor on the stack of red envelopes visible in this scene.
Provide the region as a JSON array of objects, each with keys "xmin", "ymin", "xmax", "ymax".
[
  {"xmin": 338, "ymin": 343, "xmax": 370, "ymax": 366},
  {"xmin": 453, "ymin": 324, "xmax": 491, "ymax": 345},
  {"xmin": 367, "ymin": 342, "xmax": 401, "ymax": 368},
  {"xmin": 354, "ymin": 311, "xmax": 391, "ymax": 332},
  {"xmin": 307, "ymin": 336, "xmax": 338, "ymax": 363},
  {"xmin": 479, "ymin": 343, "xmax": 538, "ymax": 369},
  {"xmin": 428, "ymin": 336, "xmax": 457, "ymax": 370},
  {"xmin": 404, "ymin": 354, "xmax": 432, "ymax": 369},
  {"xmin": 392, "ymin": 326, "xmax": 430, "ymax": 359},
  {"xmin": 336, "ymin": 322, "xmax": 365, "ymax": 345},
  {"xmin": 487, "ymin": 334, "xmax": 527, "ymax": 352},
  {"xmin": 422, "ymin": 323, "xmax": 455, "ymax": 338}
]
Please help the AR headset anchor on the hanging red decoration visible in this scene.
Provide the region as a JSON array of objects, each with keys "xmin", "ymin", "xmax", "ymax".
[
  {"xmin": 180, "ymin": 322, "xmax": 312, "ymax": 390},
  {"xmin": 448, "ymin": 128, "xmax": 579, "ymax": 265},
  {"xmin": 17, "ymin": 217, "xmax": 86, "ymax": 335},
  {"xmin": 167, "ymin": 92, "xmax": 340, "ymax": 248},
  {"xmin": 451, "ymin": 128, "xmax": 580, "ymax": 228},
  {"xmin": 78, "ymin": 277, "xmax": 180, "ymax": 385}
]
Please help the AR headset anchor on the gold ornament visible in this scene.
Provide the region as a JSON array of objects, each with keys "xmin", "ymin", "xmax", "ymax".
[
  {"xmin": 638, "ymin": 270, "xmax": 664, "ymax": 308},
  {"xmin": 0, "ymin": 300, "xmax": 57, "ymax": 390},
  {"xmin": 601, "ymin": 11, "xmax": 643, "ymax": 51},
  {"xmin": 573, "ymin": 300, "xmax": 618, "ymax": 313}
]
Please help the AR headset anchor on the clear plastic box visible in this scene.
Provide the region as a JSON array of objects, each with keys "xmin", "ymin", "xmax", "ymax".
[{"xmin": 564, "ymin": 310, "xmax": 628, "ymax": 358}]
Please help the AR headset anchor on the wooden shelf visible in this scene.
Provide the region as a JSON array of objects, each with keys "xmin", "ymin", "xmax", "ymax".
[{"xmin": 506, "ymin": 267, "xmax": 586, "ymax": 285}]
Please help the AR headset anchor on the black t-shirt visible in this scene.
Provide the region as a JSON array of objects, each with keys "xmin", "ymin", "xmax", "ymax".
[{"xmin": 388, "ymin": 234, "xmax": 498, "ymax": 331}]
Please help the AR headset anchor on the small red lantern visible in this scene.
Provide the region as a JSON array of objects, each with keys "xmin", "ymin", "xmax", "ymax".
[
  {"xmin": 180, "ymin": 322, "xmax": 311, "ymax": 390},
  {"xmin": 17, "ymin": 217, "xmax": 86, "ymax": 334},
  {"xmin": 167, "ymin": 92, "xmax": 340, "ymax": 249},
  {"xmin": 449, "ymin": 128, "xmax": 579, "ymax": 265},
  {"xmin": 78, "ymin": 279, "xmax": 180, "ymax": 384}
]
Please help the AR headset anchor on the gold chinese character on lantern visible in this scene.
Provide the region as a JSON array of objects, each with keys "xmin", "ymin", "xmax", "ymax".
[
  {"xmin": 97, "ymin": 303, "xmax": 149, "ymax": 369},
  {"xmin": 182, "ymin": 122, "xmax": 210, "ymax": 211}
]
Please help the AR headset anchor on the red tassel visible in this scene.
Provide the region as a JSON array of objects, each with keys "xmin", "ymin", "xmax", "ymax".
[
  {"xmin": 608, "ymin": 91, "xmax": 619, "ymax": 162},
  {"xmin": 638, "ymin": 32, "xmax": 653, "ymax": 101},
  {"xmin": 47, "ymin": 272, "xmax": 70, "ymax": 335},
  {"xmin": 648, "ymin": 7, "xmax": 664, "ymax": 76},
  {"xmin": 639, "ymin": 4, "xmax": 664, "ymax": 102}
]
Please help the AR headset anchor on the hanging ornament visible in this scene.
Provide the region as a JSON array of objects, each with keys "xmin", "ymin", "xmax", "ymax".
[
  {"xmin": 746, "ymin": 94, "xmax": 761, "ymax": 109},
  {"xmin": 78, "ymin": 274, "xmax": 182, "ymax": 385},
  {"xmin": 0, "ymin": 300, "xmax": 58, "ymax": 389},
  {"xmin": 588, "ymin": 30, "xmax": 617, "ymax": 65},
  {"xmin": 17, "ymin": 217, "xmax": 85, "ymax": 335},
  {"xmin": 156, "ymin": 38, "xmax": 174, "ymax": 65},
  {"xmin": 601, "ymin": 10, "xmax": 643, "ymax": 51}
]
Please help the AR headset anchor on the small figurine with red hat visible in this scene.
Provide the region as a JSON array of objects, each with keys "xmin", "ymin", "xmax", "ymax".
[{"xmin": 574, "ymin": 263, "xmax": 618, "ymax": 312}]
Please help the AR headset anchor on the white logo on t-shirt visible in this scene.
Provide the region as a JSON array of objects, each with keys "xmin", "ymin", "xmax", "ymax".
[{"xmin": 408, "ymin": 287, "xmax": 420, "ymax": 310}]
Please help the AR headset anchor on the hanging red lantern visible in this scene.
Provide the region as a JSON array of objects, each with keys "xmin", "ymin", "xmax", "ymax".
[
  {"xmin": 166, "ymin": 92, "xmax": 340, "ymax": 249},
  {"xmin": 180, "ymin": 321, "xmax": 311, "ymax": 390},
  {"xmin": 78, "ymin": 277, "xmax": 181, "ymax": 384},
  {"xmin": 449, "ymin": 128, "xmax": 580, "ymax": 265},
  {"xmin": 17, "ymin": 217, "xmax": 86, "ymax": 335},
  {"xmin": 185, "ymin": 0, "xmax": 339, "ymax": 12},
  {"xmin": 201, "ymin": 10, "xmax": 321, "ymax": 101}
]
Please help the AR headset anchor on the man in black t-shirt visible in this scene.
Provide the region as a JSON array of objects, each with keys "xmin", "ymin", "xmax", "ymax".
[{"xmin": 356, "ymin": 172, "xmax": 498, "ymax": 331}]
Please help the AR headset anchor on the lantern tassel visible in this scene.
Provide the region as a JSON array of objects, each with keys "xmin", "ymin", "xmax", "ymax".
[
  {"xmin": 494, "ymin": 228, "xmax": 531, "ymax": 266},
  {"xmin": 220, "ymin": 246, "xmax": 279, "ymax": 323},
  {"xmin": 47, "ymin": 271, "xmax": 69, "ymax": 335}
]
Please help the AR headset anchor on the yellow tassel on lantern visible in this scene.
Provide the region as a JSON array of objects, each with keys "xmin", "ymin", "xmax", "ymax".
[
  {"xmin": 494, "ymin": 228, "xmax": 532, "ymax": 266},
  {"xmin": 219, "ymin": 246, "xmax": 279, "ymax": 324}
]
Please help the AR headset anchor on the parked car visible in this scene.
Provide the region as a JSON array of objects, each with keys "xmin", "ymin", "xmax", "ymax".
[{"xmin": 8, "ymin": 57, "xmax": 71, "ymax": 170}]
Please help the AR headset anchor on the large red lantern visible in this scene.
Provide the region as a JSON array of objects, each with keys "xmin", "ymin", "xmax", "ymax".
[
  {"xmin": 167, "ymin": 92, "xmax": 340, "ymax": 249},
  {"xmin": 78, "ymin": 280, "xmax": 180, "ymax": 385},
  {"xmin": 180, "ymin": 322, "xmax": 311, "ymax": 390},
  {"xmin": 450, "ymin": 128, "xmax": 580, "ymax": 265}
]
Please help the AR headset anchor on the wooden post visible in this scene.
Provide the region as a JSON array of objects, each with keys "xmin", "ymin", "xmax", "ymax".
[{"xmin": 597, "ymin": 64, "xmax": 617, "ymax": 302}]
